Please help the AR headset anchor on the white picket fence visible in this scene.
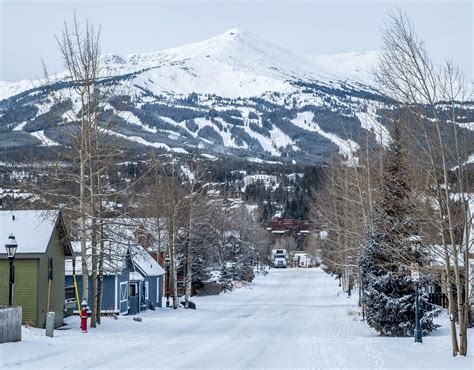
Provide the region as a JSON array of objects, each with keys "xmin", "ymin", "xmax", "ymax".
[{"xmin": 0, "ymin": 306, "xmax": 22, "ymax": 343}]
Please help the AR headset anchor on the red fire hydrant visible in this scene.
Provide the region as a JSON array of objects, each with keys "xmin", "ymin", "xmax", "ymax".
[{"xmin": 80, "ymin": 301, "xmax": 89, "ymax": 333}]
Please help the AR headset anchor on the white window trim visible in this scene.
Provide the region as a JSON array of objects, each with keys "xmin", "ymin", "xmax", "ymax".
[
  {"xmin": 119, "ymin": 281, "xmax": 128, "ymax": 314},
  {"xmin": 144, "ymin": 281, "xmax": 149, "ymax": 300},
  {"xmin": 114, "ymin": 276, "xmax": 118, "ymax": 312}
]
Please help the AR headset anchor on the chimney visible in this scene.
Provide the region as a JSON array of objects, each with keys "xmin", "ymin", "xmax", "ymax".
[{"xmin": 12, "ymin": 214, "xmax": 15, "ymax": 221}]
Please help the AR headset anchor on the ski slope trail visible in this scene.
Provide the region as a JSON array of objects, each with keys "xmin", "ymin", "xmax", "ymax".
[{"xmin": 1, "ymin": 268, "xmax": 471, "ymax": 369}]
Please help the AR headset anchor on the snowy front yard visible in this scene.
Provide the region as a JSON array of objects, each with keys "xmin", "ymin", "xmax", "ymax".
[{"xmin": 0, "ymin": 268, "xmax": 472, "ymax": 369}]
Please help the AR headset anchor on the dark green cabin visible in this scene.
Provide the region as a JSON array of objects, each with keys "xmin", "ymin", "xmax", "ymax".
[{"xmin": 0, "ymin": 210, "xmax": 73, "ymax": 328}]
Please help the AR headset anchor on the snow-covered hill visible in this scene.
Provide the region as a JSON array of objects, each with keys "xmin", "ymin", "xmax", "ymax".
[
  {"xmin": 1, "ymin": 28, "xmax": 472, "ymax": 164},
  {"xmin": 308, "ymin": 51, "xmax": 380, "ymax": 86}
]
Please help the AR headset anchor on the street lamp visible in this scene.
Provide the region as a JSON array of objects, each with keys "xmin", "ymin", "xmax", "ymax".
[
  {"xmin": 414, "ymin": 282, "xmax": 423, "ymax": 343},
  {"xmin": 409, "ymin": 238, "xmax": 424, "ymax": 344},
  {"xmin": 411, "ymin": 267, "xmax": 423, "ymax": 343},
  {"xmin": 5, "ymin": 234, "xmax": 18, "ymax": 306},
  {"xmin": 164, "ymin": 256, "xmax": 171, "ymax": 308}
]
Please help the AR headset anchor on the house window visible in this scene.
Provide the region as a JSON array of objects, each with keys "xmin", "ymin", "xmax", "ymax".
[
  {"xmin": 65, "ymin": 286, "xmax": 75, "ymax": 300},
  {"xmin": 144, "ymin": 281, "xmax": 149, "ymax": 300}
]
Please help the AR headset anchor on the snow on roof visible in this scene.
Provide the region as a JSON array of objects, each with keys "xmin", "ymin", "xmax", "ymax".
[
  {"xmin": 66, "ymin": 240, "xmax": 164, "ymax": 277},
  {"xmin": 133, "ymin": 249, "xmax": 164, "ymax": 277},
  {"xmin": 103, "ymin": 217, "xmax": 169, "ymax": 250},
  {"xmin": 129, "ymin": 271, "xmax": 144, "ymax": 282},
  {"xmin": 66, "ymin": 241, "xmax": 128, "ymax": 275},
  {"xmin": 66, "ymin": 217, "xmax": 166, "ymax": 277},
  {"xmin": 291, "ymin": 251, "xmax": 308, "ymax": 256},
  {"xmin": 65, "ymin": 255, "xmax": 126, "ymax": 275},
  {"xmin": 0, "ymin": 210, "xmax": 61, "ymax": 254}
]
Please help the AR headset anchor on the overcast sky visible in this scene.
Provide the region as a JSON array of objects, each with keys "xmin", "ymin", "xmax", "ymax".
[{"xmin": 0, "ymin": 0, "xmax": 472, "ymax": 82}]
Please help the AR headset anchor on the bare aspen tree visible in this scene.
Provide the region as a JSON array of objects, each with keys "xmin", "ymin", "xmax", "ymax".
[
  {"xmin": 310, "ymin": 145, "xmax": 382, "ymax": 292},
  {"xmin": 52, "ymin": 15, "xmax": 102, "ymax": 312},
  {"xmin": 154, "ymin": 162, "xmax": 186, "ymax": 309},
  {"xmin": 37, "ymin": 14, "xmax": 141, "ymax": 326},
  {"xmin": 375, "ymin": 10, "xmax": 472, "ymax": 356},
  {"xmin": 178, "ymin": 166, "xmax": 207, "ymax": 308}
]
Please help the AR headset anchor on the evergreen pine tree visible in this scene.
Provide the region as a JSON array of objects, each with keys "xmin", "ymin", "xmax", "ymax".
[
  {"xmin": 358, "ymin": 124, "xmax": 440, "ymax": 336},
  {"xmin": 219, "ymin": 265, "xmax": 234, "ymax": 292}
]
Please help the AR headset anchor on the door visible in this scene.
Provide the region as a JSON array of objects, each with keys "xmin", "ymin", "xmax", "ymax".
[
  {"xmin": 119, "ymin": 281, "xmax": 128, "ymax": 315},
  {"xmin": 128, "ymin": 283, "xmax": 139, "ymax": 315}
]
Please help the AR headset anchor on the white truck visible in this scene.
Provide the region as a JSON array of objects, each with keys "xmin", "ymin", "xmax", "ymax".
[
  {"xmin": 272, "ymin": 249, "xmax": 288, "ymax": 268},
  {"xmin": 292, "ymin": 252, "xmax": 311, "ymax": 268}
]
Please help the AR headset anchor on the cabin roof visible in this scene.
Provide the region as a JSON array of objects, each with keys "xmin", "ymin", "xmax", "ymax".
[
  {"xmin": 66, "ymin": 241, "xmax": 164, "ymax": 277},
  {"xmin": 133, "ymin": 250, "xmax": 164, "ymax": 276},
  {"xmin": 0, "ymin": 210, "xmax": 72, "ymax": 256}
]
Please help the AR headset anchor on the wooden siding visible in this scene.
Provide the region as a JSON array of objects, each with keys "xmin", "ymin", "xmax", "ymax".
[
  {"xmin": 67, "ymin": 263, "xmax": 131, "ymax": 314},
  {"xmin": 144, "ymin": 276, "xmax": 159, "ymax": 308},
  {"xmin": 0, "ymin": 259, "xmax": 38, "ymax": 326},
  {"xmin": 101, "ymin": 276, "xmax": 117, "ymax": 312},
  {"xmin": 37, "ymin": 227, "xmax": 67, "ymax": 328},
  {"xmin": 67, "ymin": 275, "xmax": 118, "ymax": 312}
]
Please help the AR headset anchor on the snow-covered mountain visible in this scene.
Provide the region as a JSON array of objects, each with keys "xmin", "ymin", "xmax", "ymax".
[
  {"xmin": 101, "ymin": 27, "xmax": 334, "ymax": 98},
  {"xmin": 1, "ymin": 28, "xmax": 471, "ymax": 164}
]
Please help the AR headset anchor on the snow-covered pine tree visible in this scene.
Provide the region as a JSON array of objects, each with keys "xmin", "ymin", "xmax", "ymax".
[
  {"xmin": 358, "ymin": 123, "xmax": 440, "ymax": 336},
  {"xmin": 359, "ymin": 230, "xmax": 440, "ymax": 336},
  {"xmin": 219, "ymin": 265, "xmax": 234, "ymax": 292}
]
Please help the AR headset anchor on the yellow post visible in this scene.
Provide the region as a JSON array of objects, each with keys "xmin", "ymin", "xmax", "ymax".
[{"xmin": 73, "ymin": 274, "xmax": 81, "ymax": 312}]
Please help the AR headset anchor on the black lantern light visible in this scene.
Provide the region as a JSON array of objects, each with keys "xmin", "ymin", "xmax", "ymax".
[
  {"xmin": 5, "ymin": 234, "xmax": 18, "ymax": 259},
  {"xmin": 5, "ymin": 234, "xmax": 18, "ymax": 306}
]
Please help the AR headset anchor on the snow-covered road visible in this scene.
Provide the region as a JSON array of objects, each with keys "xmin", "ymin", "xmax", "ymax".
[{"xmin": 1, "ymin": 268, "xmax": 472, "ymax": 369}]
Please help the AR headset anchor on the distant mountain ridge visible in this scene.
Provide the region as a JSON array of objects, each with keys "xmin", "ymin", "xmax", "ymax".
[{"xmin": 1, "ymin": 28, "xmax": 472, "ymax": 165}]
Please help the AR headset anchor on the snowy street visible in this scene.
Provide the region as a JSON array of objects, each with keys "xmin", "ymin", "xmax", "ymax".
[{"xmin": 1, "ymin": 268, "xmax": 472, "ymax": 369}]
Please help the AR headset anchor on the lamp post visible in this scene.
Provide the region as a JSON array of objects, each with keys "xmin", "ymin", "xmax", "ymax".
[
  {"xmin": 164, "ymin": 256, "xmax": 171, "ymax": 308},
  {"xmin": 5, "ymin": 234, "xmax": 18, "ymax": 306},
  {"xmin": 414, "ymin": 282, "xmax": 423, "ymax": 343},
  {"xmin": 410, "ymin": 238, "xmax": 423, "ymax": 344},
  {"xmin": 347, "ymin": 274, "xmax": 352, "ymax": 297},
  {"xmin": 411, "ymin": 267, "xmax": 423, "ymax": 343}
]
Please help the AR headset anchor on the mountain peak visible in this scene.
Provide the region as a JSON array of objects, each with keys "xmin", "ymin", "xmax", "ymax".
[
  {"xmin": 223, "ymin": 27, "xmax": 247, "ymax": 37},
  {"xmin": 204, "ymin": 27, "xmax": 270, "ymax": 51},
  {"xmin": 100, "ymin": 27, "xmax": 333, "ymax": 98},
  {"xmin": 219, "ymin": 27, "xmax": 257, "ymax": 41},
  {"xmin": 0, "ymin": 27, "xmax": 381, "ymax": 101}
]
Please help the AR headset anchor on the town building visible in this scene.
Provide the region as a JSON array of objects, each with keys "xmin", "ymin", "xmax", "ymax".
[{"xmin": 0, "ymin": 210, "xmax": 73, "ymax": 328}]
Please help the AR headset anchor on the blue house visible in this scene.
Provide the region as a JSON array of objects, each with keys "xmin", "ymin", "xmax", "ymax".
[
  {"xmin": 65, "ymin": 242, "xmax": 164, "ymax": 315},
  {"xmin": 128, "ymin": 250, "xmax": 164, "ymax": 314}
]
